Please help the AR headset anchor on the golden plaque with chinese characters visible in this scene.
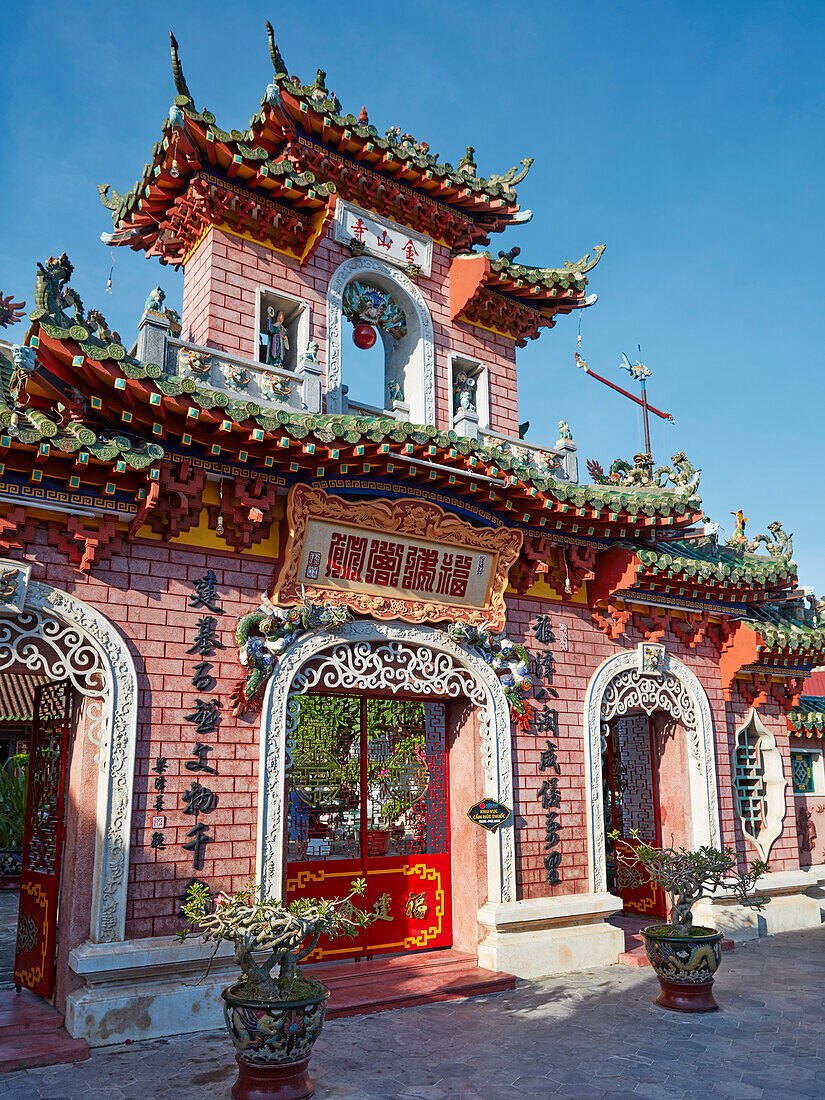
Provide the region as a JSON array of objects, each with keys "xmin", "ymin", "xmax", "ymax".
[{"xmin": 273, "ymin": 486, "xmax": 522, "ymax": 629}]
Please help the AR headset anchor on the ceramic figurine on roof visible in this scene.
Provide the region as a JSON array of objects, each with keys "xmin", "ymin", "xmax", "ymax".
[
  {"xmin": 728, "ymin": 509, "xmax": 749, "ymax": 548},
  {"xmin": 748, "ymin": 521, "xmax": 794, "ymax": 562},
  {"xmin": 0, "ymin": 292, "xmax": 25, "ymax": 328},
  {"xmin": 144, "ymin": 287, "xmax": 166, "ymax": 313}
]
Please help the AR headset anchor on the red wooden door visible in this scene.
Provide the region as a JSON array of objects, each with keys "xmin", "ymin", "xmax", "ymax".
[
  {"xmin": 14, "ymin": 680, "xmax": 73, "ymax": 996},
  {"xmin": 606, "ymin": 713, "xmax": 665, "ymax": 919},
  {"xmin": 286, "ymin": 695, "xmax": 451, "ymax": 961}
]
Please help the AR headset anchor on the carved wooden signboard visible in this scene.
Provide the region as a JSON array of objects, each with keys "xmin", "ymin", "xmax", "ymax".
[{"xmin": 274, "ymin": 486, "xmax": 522, "ymax": 630}]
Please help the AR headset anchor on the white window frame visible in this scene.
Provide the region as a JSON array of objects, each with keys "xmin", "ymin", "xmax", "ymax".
[
  {"xmin": 449, "ymin": 352, "xmax": 490, "ymax": 431},
  {"xmin": 255, "ymin": 286, "xmax": 312, "ymax": 375}
]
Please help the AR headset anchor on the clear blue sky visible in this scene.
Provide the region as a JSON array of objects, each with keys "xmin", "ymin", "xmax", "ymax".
[{"xmin": 2, "ymin": 2, "xmax": 823, "ymax": 592}]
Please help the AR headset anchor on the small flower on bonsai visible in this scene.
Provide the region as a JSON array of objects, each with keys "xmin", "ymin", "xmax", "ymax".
[
  {"xmin": 180, "ymin": 878, "xmax": 373, "ymax": 1001},
  {"xmin": 609, "ymin": 831, "xmax": 769, "ymax": 932}
]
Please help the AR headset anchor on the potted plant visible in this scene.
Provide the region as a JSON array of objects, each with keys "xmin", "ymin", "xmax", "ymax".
[
  {"xmin": 610, "ymin": 832, "xmax": 767, "ymax": 1012},
  {"xmin": 182, "ymin": 879, "xmax": 372, "ymax": 1100},
  {"xmin": 0, "ymin": 754, "xmax": 28, "ymax": 887}
]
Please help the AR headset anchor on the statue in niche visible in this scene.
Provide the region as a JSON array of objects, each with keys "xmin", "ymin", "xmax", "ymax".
[
  {"xmin": 265, "ymin": 306, "xmax": 289, "ymax": 368},
  {"xmin": 453, "ymin": 370, "xmax": 477, "ymax": 414},
  {"xmin": 387, "ymin": 378, "xmax": 404, "ymax": 403}
]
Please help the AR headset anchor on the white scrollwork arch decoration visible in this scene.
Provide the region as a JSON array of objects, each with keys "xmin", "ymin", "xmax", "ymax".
[
  {"xmin": 257, "ymin": 622, "xmax": 515, "ymax": 907},
  {"xmin": 0, "ymin": 569, "xmax": 137, "ymax": 943}
]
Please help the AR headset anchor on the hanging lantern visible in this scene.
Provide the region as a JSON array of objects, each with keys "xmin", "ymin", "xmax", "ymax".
[{"xmin": 352, "ymin": 322, "xmax": 376, "ymax": 349}]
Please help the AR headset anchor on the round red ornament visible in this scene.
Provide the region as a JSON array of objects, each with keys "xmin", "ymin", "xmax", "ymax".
[{"xmin": 352, "ymin": 322, "xmax": 377, "ymax": 349}]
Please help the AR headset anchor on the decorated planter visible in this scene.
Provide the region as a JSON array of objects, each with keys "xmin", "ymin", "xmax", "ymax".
[
  {"xmin": 222, "ymin": 980, "xmax": 330, "ymax": 1100},
  {"xmin": 641, "ymin": 925, "xmax": 724, "ymax": 1013},
  {"xmin": 0, "ymin": 848, "xmax": 22, "ymax": 889}
]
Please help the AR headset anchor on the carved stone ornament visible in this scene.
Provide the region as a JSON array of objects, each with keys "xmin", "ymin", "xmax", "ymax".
[
  {"xmin": 0, "ymin": 557, "xmax": 31, "ymax": 614},
  {"xmin": 257, "ymin": 621, "xmax": 516, "ymax": 905},
  {"xmin": 582, "ymin": 648, "xmax": 721, "ymax": 894},
  {"xmin": 0, "ymin": 577, "xmax": 137, "ymax": 943},
  {"xmin": 273, "ymin": 485, "xmax": 523, "ymax": 631}
]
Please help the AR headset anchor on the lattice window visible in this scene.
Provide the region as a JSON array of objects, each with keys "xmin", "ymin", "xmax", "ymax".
[
  {"xmin": 732, "ymin": 710, "xmax": 787, "ymax": 859},
  {"xmin": 791, "ymin": 751, "xmax": 817, "ymax": 795},
  {"xmin": 734, "ymin": 732, "xmax": 767, "ymax": 838}
]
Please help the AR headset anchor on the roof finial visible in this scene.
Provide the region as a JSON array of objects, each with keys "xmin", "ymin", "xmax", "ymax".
[
  {"xmin": 266, "ymin": 21, "xmax": 288, "ymax": 76},
  {"xmin": 169, "ymin": 31, "xmax": 192, "ymax": 102}
]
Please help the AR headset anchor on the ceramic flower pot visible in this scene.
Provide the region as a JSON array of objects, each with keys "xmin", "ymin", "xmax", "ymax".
[
  {"xmin": 222, "ymin": 980, "xmax": 330, "ymax": 1100},
  {"xmin": 641, "ymin": 925, "xmax": 724, "ymax": 1013}
]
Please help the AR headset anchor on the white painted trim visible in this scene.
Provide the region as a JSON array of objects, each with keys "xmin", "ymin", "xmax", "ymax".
[
  {"xmin": 582, "ymin": 647, "xmax": 721, "ymax": 895},
  {"xmin": 256, "ymin": 621, "xmax": 517, "ymax": 906},
  {"xmin": 733, "ymin": 709, "xmax": 788, "ymax": 860},
  {"xmin": 0, "ymin": 576, "xmax": 138, "ymax": 942},
  {"xmin": 326, "ymin": 256, "xmax": 436, "ymax": 424}
]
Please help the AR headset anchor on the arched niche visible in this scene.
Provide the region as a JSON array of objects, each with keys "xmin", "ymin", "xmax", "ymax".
[
  {"xmin": 582, "ymin": 646, "xmax": 721, "ymax": 895},
  {"xmin": 326, "ymin": 256, "xmax": 436, "ymax": 425}
]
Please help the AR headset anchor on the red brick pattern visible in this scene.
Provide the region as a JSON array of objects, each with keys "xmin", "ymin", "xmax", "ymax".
[{"xmin": 180, "ymin": 227, "xmax": 520, "ymax": 436}]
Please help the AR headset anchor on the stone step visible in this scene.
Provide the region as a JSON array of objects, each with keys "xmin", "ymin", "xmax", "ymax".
[
  {"xmin": 0, "ymin": 991, "xmax": 89, "ymax": 1072},
  {"xmin": 306, "ymin": 949, "xmax": 515, "ymax": 1018}
]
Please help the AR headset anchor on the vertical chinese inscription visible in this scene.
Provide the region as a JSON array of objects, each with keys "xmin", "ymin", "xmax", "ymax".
[
  {"xmin": 532, "ymin": 615, "xmax": 563, "ymax": 886},
  {"xmin": 148, "ymin": 572, "xmax": 225, "ymax": 875}
]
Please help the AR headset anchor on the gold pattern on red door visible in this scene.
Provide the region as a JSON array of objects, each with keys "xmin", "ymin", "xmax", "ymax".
[
  {"xmin": 286, "ymin": 695, "xmax": 451, "ymax": 960},
  {"xmin": 606, "ymin": 714, "xmax": 665, "ymax": 918},
  {"xmin": 14, "ymin": 681, "xmax": 74, "ymax": 996}
]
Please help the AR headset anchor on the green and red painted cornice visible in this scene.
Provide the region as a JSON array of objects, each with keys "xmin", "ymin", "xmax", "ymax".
[{"xmin": 11, "ymin": 310, "xmax": 704, "ymax": 546}]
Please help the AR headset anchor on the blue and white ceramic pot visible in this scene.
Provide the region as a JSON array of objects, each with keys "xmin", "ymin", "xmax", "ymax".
[
  {"xmin": 641, "ymin": 925, "xmax": 724, "ymax": 1013},
  {"xmin": 222, "ymin": 981, "xmax": 330, "ymax": 1100}
]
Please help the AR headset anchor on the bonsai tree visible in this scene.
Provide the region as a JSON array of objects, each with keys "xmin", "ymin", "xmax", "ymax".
[
  {"xmin": 181, "ymin": 878, "xmax": 373, "ymax": 1000},
  {"xmin": 610, "ymin": 831, "xmax": 768, "ymax": 931}
]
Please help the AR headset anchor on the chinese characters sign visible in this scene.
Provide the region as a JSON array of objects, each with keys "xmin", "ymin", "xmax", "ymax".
[
  {"xmin": 274, "ymin": 487, "xmax": 523, "ymax": 630},
  {"xmin": 334, "ymin": 199, "xmax": 433, "ymax": 277}
]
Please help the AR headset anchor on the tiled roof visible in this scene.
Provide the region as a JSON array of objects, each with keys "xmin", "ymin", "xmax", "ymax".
[
  {"xmin": 742, "ymin": 606, "xmax": 825, "ymax": 656},
  {"xmin": 631, "ymin": 538, "xmax": 796, "ymax": 587},
  {"xmin": 788, "ymin": 695, "xmax": 825, "ymax": 736},
  {"xmin": 0, "ymin": 674, "xmax": 47, "ymax": 723}
]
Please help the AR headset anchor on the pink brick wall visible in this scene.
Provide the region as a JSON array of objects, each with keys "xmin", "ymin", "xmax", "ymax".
[
  {"xmin": 505, "ymin": 595, "xmax": 803, "ymax": 902},
  {"xmin": 180, "ymin": 226, "xmax": 520, "ymax": 435},
  {"xmin": 13, "ymin": 525, "xmax": 805, "ymax": 942}
]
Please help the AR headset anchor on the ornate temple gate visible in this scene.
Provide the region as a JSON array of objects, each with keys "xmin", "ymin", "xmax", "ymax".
[
  {"xmin": 14, "ymin": 680, "xmax": 74, "ymax": 996},
  {"xmin": 605, "ymin": 713, "xmax": 665, "ymax": 918},
  {"xmin": 286, "ymin": 693, "xmax": 451, "ymax": 960}
]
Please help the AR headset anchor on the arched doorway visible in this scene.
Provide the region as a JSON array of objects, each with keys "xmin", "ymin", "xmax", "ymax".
[
  {"xmin": 0, "ymin": 563, "xmax": 138, "ymax": 1003},
  {"xmin": 326, "ymin": 256, "xmax": 436, "ymax": 424},
  {"xmin": 583, "ymin": 645, "xmax": 721, "ymax": 912},
  {"xmin": 256, "ymin": 622, "xmax": 517, "ymax": 958}
]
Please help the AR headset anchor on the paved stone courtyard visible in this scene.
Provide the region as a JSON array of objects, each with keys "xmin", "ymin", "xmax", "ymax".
[{"xmin": 2, "ymin": 927, "xmax": 823, "ymax": 1100}]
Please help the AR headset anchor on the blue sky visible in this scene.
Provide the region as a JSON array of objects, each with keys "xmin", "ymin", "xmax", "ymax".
[{"xmin": 2, "ymin": 2, "xmax": 824, "ymax": 592}]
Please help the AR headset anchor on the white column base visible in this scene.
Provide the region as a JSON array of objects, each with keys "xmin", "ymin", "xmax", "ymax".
[
  {"xmin": 692, "ymin": 868, "xmax": 824, "ymax": 944},
  {"xmin": 66, "ymin": 936, "xmax": 237, "ymax": 1046},
  {"xmin": 477, "ymin": 892, "xmax": 625, "ymax": 980}
]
